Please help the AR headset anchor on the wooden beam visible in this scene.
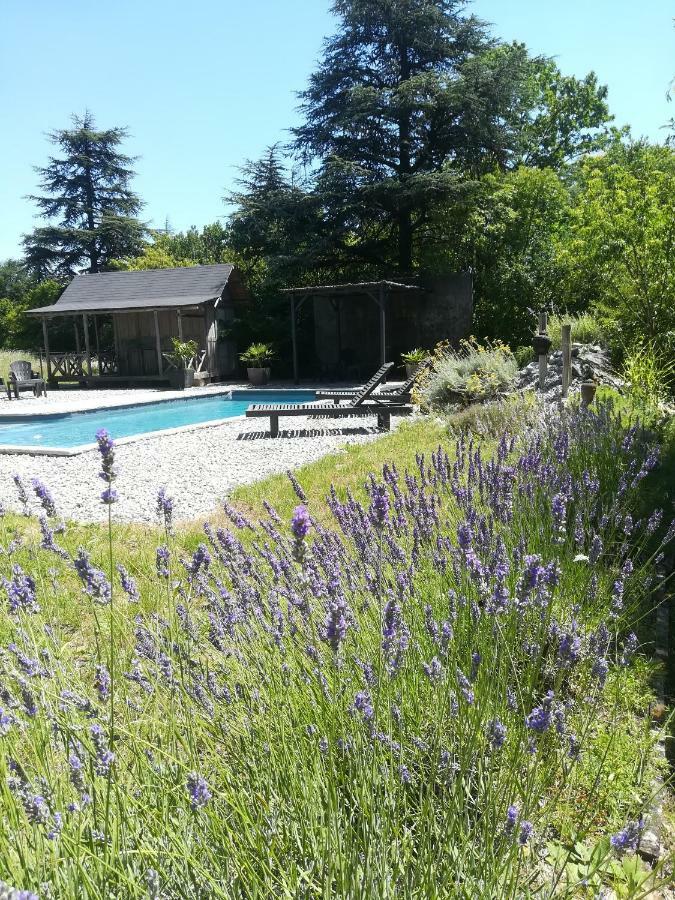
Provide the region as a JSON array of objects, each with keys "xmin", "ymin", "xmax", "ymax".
[
  {"xmin": 42, "ymin": 318, "xmax": 52, "ymax": 380},
  {"xmin": 291, "ymin": 293, "xmax": 299, "ymax": 385},
  {"xmin": 379, "ymin": 284, "xmax": 387, "ymax": 369},
  {"xmin": 154, "ymin": 310, "xmax": 163, "ymax": 376},
  {"xmin": 83, "ymin": 313, "xmax": 92, "ymax": 377}
]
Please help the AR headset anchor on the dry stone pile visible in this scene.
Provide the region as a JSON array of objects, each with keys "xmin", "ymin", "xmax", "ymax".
[{"xmin": 515, "ymin": 344, "xmax": 623, "ymax": 402}]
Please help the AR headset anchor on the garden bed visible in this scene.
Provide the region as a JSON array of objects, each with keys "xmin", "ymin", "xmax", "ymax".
[{"xmin": 0, "ymin": 398, "xmax": 672, "ymax": 897}]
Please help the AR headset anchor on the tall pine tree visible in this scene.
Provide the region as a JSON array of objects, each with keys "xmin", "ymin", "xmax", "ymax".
[
  {"xmin": 293, "ymin": 0, "xmax": 610, "ymax": 274},
  {"xmin": 23, "ymin": 111, "xmax": 145, "ymax": 278}
]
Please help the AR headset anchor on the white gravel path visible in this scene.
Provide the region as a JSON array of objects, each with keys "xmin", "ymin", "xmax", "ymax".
[{"xmin": 0, "ymin": 385, "xmax": 403, "ymax": 524}]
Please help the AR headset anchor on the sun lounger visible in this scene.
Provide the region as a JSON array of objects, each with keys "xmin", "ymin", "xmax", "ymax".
[
  {"xmin": 245, "ymin": 400, "xmax": 412, "ymax": 437},
  {"xmin": 316, "ymin": 358, "xmax": 431, "ymax": 404},
  {"xmin": 7, "ymin": 361, "xmax": 47, "ymax": 399}
]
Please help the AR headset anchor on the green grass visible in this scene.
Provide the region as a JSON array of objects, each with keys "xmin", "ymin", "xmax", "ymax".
[
  {"xmin": 0, "ymin": 400, "xmax": 671, "ymax": 897},
  {"xmin": 547, "ymin": 313, "xmax": 607, "ymax": 351}
]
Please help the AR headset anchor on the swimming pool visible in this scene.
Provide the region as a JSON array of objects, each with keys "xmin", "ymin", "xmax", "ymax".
[{"xmin": 0, "ymin": 390, "xmax": 316, "ymax": 453}]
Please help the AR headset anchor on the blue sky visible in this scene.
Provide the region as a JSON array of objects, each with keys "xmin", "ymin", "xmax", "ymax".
[{"xmin": 1, "ymin": 0, "xmax": 673, "ymax": 260}]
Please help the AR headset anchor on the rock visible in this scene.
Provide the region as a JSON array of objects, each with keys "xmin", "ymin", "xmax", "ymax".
[{"xmin": 638, "ymin": 829, "xmax": 661, "ymax": 863}]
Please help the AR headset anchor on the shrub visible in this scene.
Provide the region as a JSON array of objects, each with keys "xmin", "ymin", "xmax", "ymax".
[
  {"xmin": 420, "ymin": 338, "xmax": 518, "ymax": 409},
  {"xmin": 0, "ymin": 402, "xmax": 670, "ymax": 896},
  {"xmin": 547, "ymin": 312, "xmax": 607, "ymax": 351},
  {"xmin": 622, "ymin": 342, "xmax": 675, "ymax": 410}
]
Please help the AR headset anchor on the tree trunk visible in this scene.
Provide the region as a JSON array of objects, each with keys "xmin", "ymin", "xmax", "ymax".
[
  {"xmin": 83, "ymin": 136, "xmax": 99, "ymax": 273},
  {"xmin": 397, "ymin": 41, "xmax": 413, "ymax": 274}
]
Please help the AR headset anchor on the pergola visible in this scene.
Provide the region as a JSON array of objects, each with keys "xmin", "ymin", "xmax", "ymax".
[{"xmin": 283, "ymin": 280, "xmax": 422, "ymax": 384}]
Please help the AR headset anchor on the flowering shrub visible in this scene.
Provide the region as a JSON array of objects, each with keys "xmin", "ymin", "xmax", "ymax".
[
  {"xmin": 0, "ymin": 401, "xmax": 671, "ymax": 896},
  {"xmin": 420, "ymin": 338, "xmax": 518, "ymax": 409}
]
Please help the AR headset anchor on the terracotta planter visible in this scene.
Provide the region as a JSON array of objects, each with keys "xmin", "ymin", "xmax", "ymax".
[
  {"xmin": 580, "ymin": 381, "xmax": 597, "ymax": 408},
  {"xmin": 247, "ymin": 367, "xmax": 271, "ymax": 386},
  {"xmin": 169, "ymin": 368, "xmax": 195, "ymax": 390}
]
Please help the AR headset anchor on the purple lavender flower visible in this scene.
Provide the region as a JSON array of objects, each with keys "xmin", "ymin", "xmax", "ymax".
[
  {"xmin": 2, "ymin": 565, "xmax": 40, "ymax": 614},
  {"xmin": 519, "ymin": 821, "xmax": 534, "ymax": 845},
  {"xmin": 69, "ymin": 753, "xmax": 86, "ymax": 794},
  {"xmin": 526, "ymin": 705, "xmax": 551, "ymax": 734},
  {"xmin": 591, "ymin": 656, "xmax": 609, "ymax": 686},
  {"xmin": 156, "ymin": 487, "xmax": 174, "ymax": 532},
  {"xmin": 94, "ymin": 665, "xmax": 111, "ymax": 702},
  {"xmin": 487, "ymin": 719, "xmax": 507, "ymax": 750},
  {"xmin": 39, "ymin": 517, "xmax": 68, "ymax": 559},
  {"xmin": 73, "ymin": 549, "xmax": 111, "ymax": 604},
  {"xmin": 422, "ymin": 657, "xmax": 443, "ymax": 683},
  {"xmin": 456, "ymin": 669, "xmax": 474, "ymax": 705},
  {"xmin": 291, "ymin": 505, "xmax": 311, "ymax": 540},
  {"xmin": 156, "ymin": 546, "xmax": 170, "ymax": 579},
  {"xmin": 90, "ymin": 724, "xmax": 115, "ymax": 776},
  {"xmin": 620, "ymin": 632, "xmax": 638, "ymax": 666},
  {"xmin": 610, "ymin": 819, "xmax": 644, "ymax": 855},
  {"xmin": 30, "ymin": 478, "xmax": 57, "ymax": 518},
  {"xmin": 186, "ymin": 772, "xmax": 211, "ymax": 810},
  {"xmin": 287, "ymin": 470, "xmax": 308, "ymax": 503},
  {"xmin": 353, "ymin": 690, "xmax": 374, "ymax": 721},
  {"xmin": 505, "ymin": 804, "xmax": 518, "ymax": 834},
  {"xmin": 12, "ymin": 474, "xmax": 30, "ymax": 515},
  {"xmin": 95, "ymin": 429, "xmax": 117, "ymax": 505},
  {"xmin": 646, "ymin": 509, "xmax": 663, "ymax": 534},
  {"xmin": 323, "ymin": 597, "xmax": 349, "ymax": 653},
  {"xmin": 399, "ymin": 765, "xmax": 411, "ymax": 784},
  {"xmin": 116, "ymin": 564, "xmax": 140, "ymax": 601},
  {"xmin": 551, "ymin": 492, "xmax": 567, "ymax": 541},
  {"xmin": 457, "ymin": 522, "xmax": 472, "ymax": 550},
  {"xmin": 368, "ymin": 483, "xmax": 390, "ymax": 526},
  {"xmin": 0, "ymin": 881, "xmax": 38, "ymax": 900}
]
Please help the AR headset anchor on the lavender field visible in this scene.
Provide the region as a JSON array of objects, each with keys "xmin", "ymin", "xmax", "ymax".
[{"xmin": 0, "ymin": 399, "xmax": 672, "ymax": 898}]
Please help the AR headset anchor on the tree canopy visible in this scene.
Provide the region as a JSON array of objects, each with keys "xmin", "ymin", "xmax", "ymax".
[{"xmin": 23, "ymin": 111, "xmax": 146, "ymax": 279}]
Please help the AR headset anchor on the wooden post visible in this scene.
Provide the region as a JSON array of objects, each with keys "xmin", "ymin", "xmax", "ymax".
[
  {"xmin": 379, "ymin": 284, "xmax": 387, "ymax": 369},
  {"xmin": 83, "ymin": 314, "xmax": 92, "ymax": 377},
  {"xmin": 538, "ymin": 310, "xmax": 548, "ymax": 391},
  {"xmin": 74, "ymin": 319, "xmax": 81, "ymax": 355},
  {"xmin": 154, "ymin": 310, "xmax": 163, "ymax": 375},
  {"xmin": 539, "ymin": 355, "xmax": 547, "ymax": 391},
  {"xmin": 112, "ymin": 315, "xmax": 121, "ymax": 372},
  {"xmin": 177, "ymin": 310, "xmax": 184, "ymax": 341},
  {"xmin": 291, "ymin": 293, "xmax": 299, "ymax": 385},
  {"xmin": 561, "ymin": 323, "xmax": 572, "ymax": 398},
  {"xmin": 42, "ymin": 318, "xmax": 52, "ymax": 381},
  {"xmin": 93, "ymin": 315, "xmax": 100, "ymax": 365}
]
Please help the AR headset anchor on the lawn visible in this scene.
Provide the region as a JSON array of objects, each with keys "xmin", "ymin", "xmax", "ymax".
[{"xmin": 0, "ymin": 397, "xmax": 672, "ymax": 898}]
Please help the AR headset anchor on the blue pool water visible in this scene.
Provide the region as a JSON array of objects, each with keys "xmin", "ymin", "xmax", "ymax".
[{"xmin": 0, "ymin": 391, "xmax": 316, "ymax": 450}]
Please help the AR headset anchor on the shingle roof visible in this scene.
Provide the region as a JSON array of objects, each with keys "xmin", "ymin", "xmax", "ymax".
[{"xmin": 27, "ymin": 264, "xmax": 235, "ymax": 315}]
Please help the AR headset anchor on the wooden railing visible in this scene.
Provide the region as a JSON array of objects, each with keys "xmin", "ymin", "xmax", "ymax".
[{"xmin": 48, "ymin": 352, "xmax": 119, "ymax": 378}]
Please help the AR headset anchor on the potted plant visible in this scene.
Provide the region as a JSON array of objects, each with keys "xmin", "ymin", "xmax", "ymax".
[
  {"xmin": 167, "ymin": 338, "xmax": 198, "ymax": 389},
  {"xmin": 240, "ymin": 342, "xmax": 274, "ymax": 385},
  {"xmin": 401, "ymin": 348, "xmax": 429, "ymax": 380}
]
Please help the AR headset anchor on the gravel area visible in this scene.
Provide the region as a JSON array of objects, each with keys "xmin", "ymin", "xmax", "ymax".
[{"xmin": 0, "ymin": 385, "xmax": 404, "ymax": 524}]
